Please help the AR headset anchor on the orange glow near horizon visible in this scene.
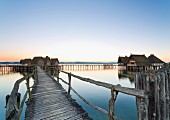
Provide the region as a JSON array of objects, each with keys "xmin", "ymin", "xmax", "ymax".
[
  {"xmin": 0, "ymin": 54, "xmax": 169, "ymax": 63},
  {"xmin": 161, "ymin": 55, "xmax": 170, "ymax": 63},
  {"xmin": 0, "ymin": 55, "xmax": 21, "ymax": 62},
  {"xmin": 0, "ymin": 53, "xmax": 34, "ymax": 62}
]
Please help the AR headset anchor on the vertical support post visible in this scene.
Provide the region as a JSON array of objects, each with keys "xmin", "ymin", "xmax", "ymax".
[
  {"xmin": 108, "ymin": 87, "xmax": 115, "ymax": 120},
  {"xmin": 53, "ymin": 66, "xmax": 56, "ymax": 78},
  {"xmin": 46, "ymin": 66, "xmax": 48, "ymax": 73},
  {"xmin": 16, "ymin": 93, "xmax": 21, "ymax": 109},
  {"xmin": 138, "ymin": 100, "xmax": 145, "ymax": 120},
  {"xmin": 156, "ymin": 73, "xmax": 161, "ymax": 120},
  {"xmin": 26, "ymin": 78, "xmax": 31, "ymax": 101},
  {"xmin": 165, "ymin": 70, "xmax": 169, "ymax": 120},
  {"xmin": 56, "ymin": 66, "xmax": 59, "ymax": 82},
  {"xmin": 160, "ymin": 72, "xmax": 166, "ymax": 120},
  {"xmin": 5, "ymin": 95, "xmax": 10, "ymax": 108},
  {"xmin": 34, "ymin": 66, "xmax": 38, "ymax": 84},
  {"xmin": 108, "ymin": 85, "xmax": 119, "ymax": 120},
  {"xmin": 68, "ymin": 73, "xmax": 71, "ymax": 94}
]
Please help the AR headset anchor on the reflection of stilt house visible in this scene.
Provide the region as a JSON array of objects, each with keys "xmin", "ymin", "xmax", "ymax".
[{"xmin": 148, "ymin": 54, "xmax": 165, "ymax": 70}]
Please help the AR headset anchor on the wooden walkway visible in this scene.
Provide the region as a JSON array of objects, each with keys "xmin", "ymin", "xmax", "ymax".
[{"xmin": 25, "ymin": 67, "xmax": 91, "ymax": 120}]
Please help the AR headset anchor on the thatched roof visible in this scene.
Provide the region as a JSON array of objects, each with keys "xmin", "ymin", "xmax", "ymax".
[
  {"xmin": 43, "ymin": 56, "xmax": 51, "ymax": 64},
  {"xmin": 20, "ymin": 59, "xmax": 32, "ymax": 64},
  {"xmin": 31, "ymin": 57, "xmax": 44, "ymax": 64},
  {"xmin": 129, "ymin": 54, "xmax": 151, "ymax": 66},
  {"xmin": 118, "ymin": 56, "xmax": 129, "ymax": 64},
  {"xmin": 148, "ymin": 54, "xmax": 165, "ymax": 63},
  {"xmin": 51, "ymin": 58, "xmax": 59, "ymax": 65}
]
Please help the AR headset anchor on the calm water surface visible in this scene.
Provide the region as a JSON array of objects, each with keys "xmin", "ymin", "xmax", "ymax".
[
  {"xmin": 58, "ymin": 69, "xmax": 137, "ymax": 120},
  {"xmin": 0, "ymin": 68, "xmax": 136, "ymax": 120}
]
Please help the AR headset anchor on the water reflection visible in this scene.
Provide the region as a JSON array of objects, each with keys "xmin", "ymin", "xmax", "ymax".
[
  {"xmin": 58, "ymin": 68, "xmax": 137, "ymax": 120},
  {"xmin": 1, "ymin": 66, "xmax": 137, "ymax": 120},
  {"xmin": 118, "ymin": 70, "xmax": 135, "ymax": 84},
  {"xmin": 0, "ymin": 66, "xmax": 14, "ymax": 75}
]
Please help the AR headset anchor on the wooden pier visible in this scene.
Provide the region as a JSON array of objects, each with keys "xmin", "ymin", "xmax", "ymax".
[
  {"xmin": 5, "ymin": 65, "xmax": 147, "ymax": 120},
  {"xmin": 5, "ymin": 63, "xmax": 170, "ymax": 120},
  {"xmin": 59, "ymin": 64, "xmax": 117, "ymax": 71},
  {"xmin": 0, "ymin": 65, "xmax": 34, "ymax": 75},
  {"xmin": 25, "ymin": 67, "xmax": 91, "ymax": 120}
]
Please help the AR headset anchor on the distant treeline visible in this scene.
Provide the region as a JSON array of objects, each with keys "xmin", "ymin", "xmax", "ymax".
[
  {"xmin": 0, "ymin": 62, "xmax": 117, "ymax": 65},
  {"xmin": 0, "ymin": 62, "xmax": 20, "ymax": 64}
]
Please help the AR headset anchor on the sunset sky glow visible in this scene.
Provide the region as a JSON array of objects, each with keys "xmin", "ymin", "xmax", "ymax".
[{"xmin": 0, "ymin": 0, "xmax": 170, "ymax": 62}]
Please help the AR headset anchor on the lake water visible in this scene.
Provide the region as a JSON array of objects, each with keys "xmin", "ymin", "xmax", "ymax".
[
  {"xmin": 0, "ymin": 67, "xmax": 137, "ymax": 120},
  {"xmin": 58, "ymin": 68, "xmax": 137, "ymax": 120}
]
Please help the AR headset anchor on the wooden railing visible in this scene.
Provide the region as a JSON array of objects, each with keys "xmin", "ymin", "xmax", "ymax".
[
  {"xmin": 5, "ymin": 67, "xmax": 37, "ymax": 120},
  {"xmin": 45, "ymin": 65, "xmax": 148, "ymax": 120}
]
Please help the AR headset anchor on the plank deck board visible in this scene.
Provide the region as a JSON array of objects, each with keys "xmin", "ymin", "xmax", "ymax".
[{"xmin": 25, "ymin": 67, "xmax": 91, "ymax": 120}]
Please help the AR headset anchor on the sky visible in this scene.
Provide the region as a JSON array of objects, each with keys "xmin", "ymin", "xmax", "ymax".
[{"xmin": 0, "ymin": 0, "xmax": 170, "ymax": 62}]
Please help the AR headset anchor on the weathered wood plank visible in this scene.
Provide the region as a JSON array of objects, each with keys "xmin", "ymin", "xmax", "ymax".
[{"xmin": 25, "ymin": 67, "xmax": 91, "ymax": 120}]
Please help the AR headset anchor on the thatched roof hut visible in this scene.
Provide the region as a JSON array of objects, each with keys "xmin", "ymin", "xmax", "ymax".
[
  {"xmin": 31, "ymin": 57, "xmax": 44, "ymax": 66},
  {"xmin": 148, "ymin": 54, "xmax": 165, "ymax": 64},
  {"xmin": 51, "ymin": 58, "xmax": 59, "ymax": 65},
  {"xmin": 20, "ymin": 59, "xmax": 32, "ymax": 65},
  {"xmin": 43, "ymin": 56, "xmax": 51, "ymax": 65},
  {"xmin": 118, "ymin": 56, "xmax": 129, "ymax": 65},
  {"xmin": 127, "ymin": 54, "xmax": 151, "ymax": 66}
]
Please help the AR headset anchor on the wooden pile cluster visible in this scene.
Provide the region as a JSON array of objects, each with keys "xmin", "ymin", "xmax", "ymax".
[{"xmin": 135, "ymin": 64, "xmax": 170, "ymax": 120}]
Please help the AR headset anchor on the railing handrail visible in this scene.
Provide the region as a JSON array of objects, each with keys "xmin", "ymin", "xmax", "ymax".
[
  {"xmin": 58, "ymin": 77, "xmax": 109, "ymax": 114},
  {"xmin": 5, "ymin": 67, "xmax": 36, "ymax": 120},
  {"xmin": 60, "ymin": 70, "xmax": 146, "ymax": 98}
]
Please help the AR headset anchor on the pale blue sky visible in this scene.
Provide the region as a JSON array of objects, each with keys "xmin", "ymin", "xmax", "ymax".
[{"xmin": 0, "ymin": 0, "xmax": 170, "ymax": 62}]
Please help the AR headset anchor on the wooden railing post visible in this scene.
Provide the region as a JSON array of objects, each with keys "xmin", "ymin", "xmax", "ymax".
[
  {"xmin": 108, "ymin": 85, "xmax": 120, "ymax": 120},
  {"xmin": 56, "ymin": 66, "xmax": 60, "ymax": 82},
  {"xmin": 33, "ymin": 66, "xmax": 37, "ymax": 84},
  {"xmin": 5, "ymin": 95, "xmax": 10, "ymax": 108},
  {"xmin": 52, "ymin": 66, "xmax": 55, "ymax": 78},
  {"xmin": 68, "ymin": 72, "xmax": 71, "ymax": 94},
  {"xmin": 108, "ymin": 87, "xmax": 115, "ymax": 120},
  {"xmin": 26, "ymin": 78, "xmax": 31, "ymax": 101},
  {"xmin": 16, "ymin": 93, "xmax": 21, "ymax": 110}
]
